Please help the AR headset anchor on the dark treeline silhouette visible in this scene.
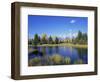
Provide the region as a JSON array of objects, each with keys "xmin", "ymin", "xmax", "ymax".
[
  {"xmin": 28, "ymin": 31, "xmax": 87, "ymax": 45},
  {"xmin": 72, "ymin": 31, "xmax": 87, "ymax": 44}
]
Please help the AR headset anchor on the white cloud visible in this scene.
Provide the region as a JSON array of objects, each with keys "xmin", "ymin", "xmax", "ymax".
[{"xmin": 70, "ymin": 20, "xmax": 76, "ymax": 24}]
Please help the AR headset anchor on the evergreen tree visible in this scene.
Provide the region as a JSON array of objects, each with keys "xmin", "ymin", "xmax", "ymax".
[
  {"xmin": 33, "ymin": 34, "xmax": 39, "ymax": 45},
  {"xmin": 41, "ymin": 34, "xmax": 47, "ymax": 44},
  {"xmin": 77, "ymin": 31, "xmax": 82, "ymax": 40},
  {"xmin": 48, "ymin": 36, "xmax": 53, "ymax": 44},
  {"xmin": 55, "ymin": 37, "xmax": 59, "ymax": 44}
]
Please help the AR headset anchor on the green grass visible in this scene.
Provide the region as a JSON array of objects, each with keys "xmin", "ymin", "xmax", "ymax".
[{"xmin": 29, "ymin": 43, "xmax": 87, "ymax": 48}]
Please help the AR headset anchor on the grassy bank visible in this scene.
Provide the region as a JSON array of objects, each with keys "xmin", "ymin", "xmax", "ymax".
[{"xmin": 29, "ymin": 43, "xmax": 87, "ymax": 48}]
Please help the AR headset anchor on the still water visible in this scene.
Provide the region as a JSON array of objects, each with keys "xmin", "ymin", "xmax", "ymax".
[{"xmin": 28, "ymin": 46, "xmax": 88, "ymax": 66}]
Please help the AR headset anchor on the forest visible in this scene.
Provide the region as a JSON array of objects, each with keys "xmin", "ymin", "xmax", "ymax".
[{"xmin": 28, "ymin": 31, "xmax": 87, "ymax": 46}]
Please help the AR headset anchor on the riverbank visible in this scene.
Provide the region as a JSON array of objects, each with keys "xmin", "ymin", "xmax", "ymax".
[{"xmin": 29, "ymin": 43, "xmax": 87, "ymax": 48}]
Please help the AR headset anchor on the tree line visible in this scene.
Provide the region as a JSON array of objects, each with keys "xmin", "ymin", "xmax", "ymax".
[{"xmin": 28, "ymin": 31, "xmax": 87, "ymax": 45}]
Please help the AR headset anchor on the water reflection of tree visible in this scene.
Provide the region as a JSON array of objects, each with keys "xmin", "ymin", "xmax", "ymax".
[
  {"xmin": 48, "ymin": 46, "xmax": 53, "ymax": 55},
  {"xmin": 41, "ymin": 47, "xmax": 48, "ymax": 65},
  {"xmin": 41, "ymin": 47, "xmax": 46, "ymax": 55},
  {"xmin": 76, "ymin": 48, "xmax": 87, "ymax": 58},
  {"xmin": 34, "ymin": 46, "xmax": 38, "ymax": 49},
  {"xmin": 55, "ymin": 46, "xmax": 59, "ymax": 53}
]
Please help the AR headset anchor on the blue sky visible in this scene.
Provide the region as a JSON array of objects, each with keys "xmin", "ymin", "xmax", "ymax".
[{"xmin": 28, "ymin": 15, "xmax": 88, "ymax": 39}]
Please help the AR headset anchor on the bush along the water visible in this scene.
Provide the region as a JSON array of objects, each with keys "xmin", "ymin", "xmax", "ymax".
[{"xmin": 64, "ymin": 57, "xmax": 71, "ymax": 64}]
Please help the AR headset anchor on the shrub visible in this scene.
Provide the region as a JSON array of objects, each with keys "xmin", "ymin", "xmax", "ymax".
[
  {"xmin": 32, "ymin": 49, "xmax": 38, "ymax": 53},
  {"xmin": 29, "ymin": 57, "xmax": 41, "ymax": 66},
  {"xmin": 74, "ymin": 59, "xmax": 83, "ymax": 64},
  {"xmin": 64, "ymin": 57, "xmax": 71, "ymax": 64},
  {"xmin": 50, "ymin": 54, "xmax": 63, "ymax": 64}
]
